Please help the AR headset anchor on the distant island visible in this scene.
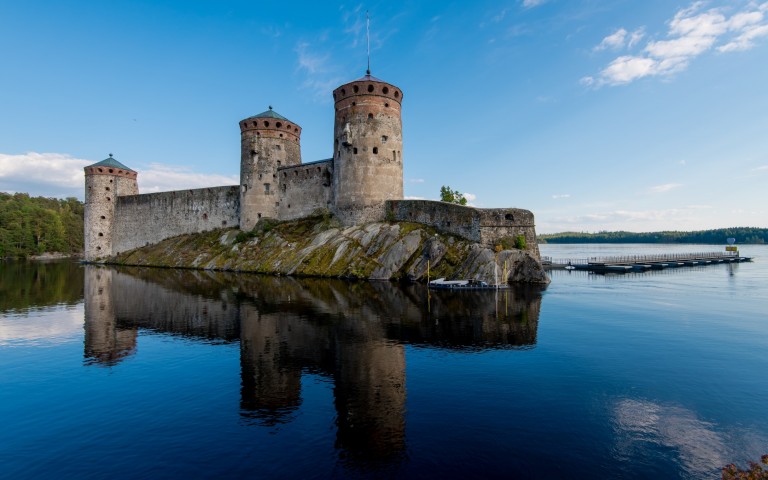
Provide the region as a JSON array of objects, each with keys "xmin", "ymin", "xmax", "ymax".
[{"xmin": 540, "ymin": 228, "xmax": 767, "ymax": 245}]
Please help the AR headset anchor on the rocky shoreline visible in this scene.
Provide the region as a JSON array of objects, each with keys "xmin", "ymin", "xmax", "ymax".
[{"xmin": 106, "ymin": 217, "xmax": 550, "ymax": 285}]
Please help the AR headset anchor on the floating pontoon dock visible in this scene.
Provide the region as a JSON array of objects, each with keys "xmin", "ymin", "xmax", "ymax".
[{"xmin": 542, "ymin": 252, "xmax": 752, "ymax": 273}]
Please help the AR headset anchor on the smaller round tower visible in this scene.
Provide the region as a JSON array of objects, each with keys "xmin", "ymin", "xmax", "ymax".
[
  {"xmin": 83, "ymin": 154, "xmax": 138, "ymax": 261},
  {"xmin": 239, "ymin": 107, "xmax": 302, "ymax": 230},
  {"xmin": 332, "ymin": 74, "xmax": 404, "ymax": 224}
]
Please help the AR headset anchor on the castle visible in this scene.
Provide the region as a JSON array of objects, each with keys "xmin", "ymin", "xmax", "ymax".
[{"xmin": 84, "ymin": 72, "xmax": 539, "ymax": 262}]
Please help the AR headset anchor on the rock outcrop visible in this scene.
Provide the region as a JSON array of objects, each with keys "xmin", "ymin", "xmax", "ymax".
[{"xmin": 108, "ymin": 217, "xmax": 550, "ymax": 285}]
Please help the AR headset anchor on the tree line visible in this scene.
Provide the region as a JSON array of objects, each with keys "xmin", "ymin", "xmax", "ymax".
[
  {"xmin": 0, "ymin": 192, "xmax": 84, "ymax": 258},
  {"xmin": 539, "ymin": 228, "xmax": 768, "ymax": 244}
]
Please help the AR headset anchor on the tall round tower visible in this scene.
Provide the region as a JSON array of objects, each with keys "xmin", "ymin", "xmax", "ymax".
[
  {"xmin": 239, "ymin": 107, "xmax": 302, "ymax": 230},
  {"xmin": 332, "ymin": 74, "xmax": 403, "ymax": 224},
  {"xmin": 83, "ymin": 154, "xmax": 138, "ymax": 261}
]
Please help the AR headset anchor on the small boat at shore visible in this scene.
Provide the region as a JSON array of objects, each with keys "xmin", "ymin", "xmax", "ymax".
[{"xmin": 428, "ymin": 278, "xmax": 508, "ymax": 290}]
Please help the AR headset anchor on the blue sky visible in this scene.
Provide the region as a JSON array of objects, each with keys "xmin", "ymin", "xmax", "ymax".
[{"xmin": 1, "ymin": 0, "xmax": 767, "ymax": 233}]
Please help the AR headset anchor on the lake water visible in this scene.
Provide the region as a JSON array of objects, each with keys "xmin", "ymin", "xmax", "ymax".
[{"xmin": 1, "ymin": 244, "xmax": 766, "ymax": 479}]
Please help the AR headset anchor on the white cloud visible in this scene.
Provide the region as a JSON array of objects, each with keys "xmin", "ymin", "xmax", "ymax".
[
  {"xmin": 138, "ymin": 164, "xmax": 238, "ymax": 193},
  {"xmin": 552, "ymin": 194, "xmax": 571, "ymax": 199},
  {"xmin": 522, "ymin": 0, "xmax": 546, "ymax": 8},
  {"xmin": 0, "ymin": 152, "xmax": 238, "ymax": 199},
  {"xmin": 649, "ymin": 183, "xmax": 683, "ymax": 193},
  {"xmin": 404, "ymin": 195, "xmax": 427, "ymax": 200},
  {"xmin": 586, "ymin": 1, "xmax": 768, "ymax": 87},
  {"xmin": 0, "ymin": 152, "xmax": 90, "ymax": 198},
  {"xmin": 407, "ymin": 178, "xmax": 425, "ymax": 183},
  {"xmin": 595, "ymin": 28, "xmax": 628, "ymax": 51},
  {"xmin": 463, "ymin": 192, "xmax": 477, "ymax": 202}
]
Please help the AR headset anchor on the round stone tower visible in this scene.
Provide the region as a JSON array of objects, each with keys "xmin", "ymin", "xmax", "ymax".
[
  {"xmin": 332, "ymin": 74, "xmax": 403, "ymax": 224},
  {"xmin": 83, "ymin": 154, "xmax": 138, "ymax": 261},
  {"xmin": 239, "ymin": 107, "xmax": 302, "ymax": 230}
]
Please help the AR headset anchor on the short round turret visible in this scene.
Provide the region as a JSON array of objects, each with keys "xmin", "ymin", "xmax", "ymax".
[
  {"xmin": 332, "ymin": 74, "xmax": 404, "ymax": 224},
  {"xmin": 239, "ymin": 107, "xmax": 302, "ymax": 230}
]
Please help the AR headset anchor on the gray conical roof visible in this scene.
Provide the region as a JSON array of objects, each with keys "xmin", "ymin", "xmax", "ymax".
[
  {"xmin": 86, "ymin": 154, "xmax": 134, "ymax": 172},
  {"xmin": 243, "ymin": 106, "xmax": 290, "ymax": 122}
]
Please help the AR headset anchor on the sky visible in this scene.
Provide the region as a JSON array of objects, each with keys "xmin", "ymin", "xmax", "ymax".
[{"xmin": 1, "ymin": 0, "xmax": 767, "ymax": 233}]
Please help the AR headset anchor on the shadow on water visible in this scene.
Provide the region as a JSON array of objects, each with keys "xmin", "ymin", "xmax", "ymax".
[{"xmin": 81, "ymin": 265, "xmax": 544, "ymax": 469}]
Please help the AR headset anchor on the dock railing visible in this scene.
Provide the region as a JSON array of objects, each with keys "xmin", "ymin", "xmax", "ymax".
[{"xmin": 543, "ymin": 251, "xmax": 739, "ymax": 267}]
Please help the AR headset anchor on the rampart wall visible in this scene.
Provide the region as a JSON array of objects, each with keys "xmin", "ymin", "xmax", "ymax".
[
  {"xmin": 112, "ymin": 186, "xmax": 240, "ymax": 254},
  {"xmin": 386, "ymin": 200, "xmax": 540, "ymax": 258},
  {"xmin": 277, "ymin": 160, "xmax": 333, "ymax": 221}
]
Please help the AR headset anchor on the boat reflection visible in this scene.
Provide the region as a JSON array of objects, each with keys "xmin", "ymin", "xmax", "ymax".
[{"xmin": 82, "ymin": 266, "xmax": 543, "ymax": 465}]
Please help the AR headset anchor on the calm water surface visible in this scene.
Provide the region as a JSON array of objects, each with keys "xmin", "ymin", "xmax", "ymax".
[{"xmin": 1, "ymin": 244, "xmax": 766, "ymax": 479}]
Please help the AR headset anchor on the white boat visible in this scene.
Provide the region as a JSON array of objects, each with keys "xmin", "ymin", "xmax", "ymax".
[{"xmin": 428, "ymin": 278, "xmax": 505, "ymax": 290}]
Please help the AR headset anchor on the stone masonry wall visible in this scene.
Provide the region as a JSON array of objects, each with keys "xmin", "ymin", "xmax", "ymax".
[
  {"xmin": 112, "ymin": 186, "xmax": 240, "ymax": 254},
  {"xmin": 386, "ymin": 200, "xmax": 540, "ymax": 259},
  {"xmin": 277, "ymin": 160, "xmax": 333, "ymax": 221}
]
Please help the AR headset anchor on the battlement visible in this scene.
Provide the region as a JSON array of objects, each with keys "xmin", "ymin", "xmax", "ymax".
[{"xmin": 333, "ymin": 76, "xmax": 403, "ymax": 105}]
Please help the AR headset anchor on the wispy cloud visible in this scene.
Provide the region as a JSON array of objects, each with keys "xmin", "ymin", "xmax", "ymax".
[
  {"xmin": 295, "ymin": 42, "xmax": 343, "ymax": 102},
  {"xmin": 522, "ymin": 0, "xmax": 546, "ymax": 8},
  {"xmin": 552, "ymin": 194, "xmax": 571, "ymax": 199},
  {"xmin": 404, "ymin": 195, "xmax": 427, "ymax": 200},
  {"xmin": 753, "ymin": 165, "xmax": 768, "ymax": 171},
  {"xmin": 594, "ymin": 27, "xmax": 646, "ymax": 51},
  {"xmin": 542, "ymin": 205, "xmax": 716, "ymax": 232},
  {"xmin": 0, "ymin": 152, "xmax": 238, "ymax": 199},
  {"xmin": 407, "ymin": 178, "xmax": 425, "ymax": 183},
  {"xmin": 649, "ymin": 183, "xmax": 683, "ymax": 193},
  {"xmin": 583, "ymin": 1, "xmax": 768, "ymax": 87}
]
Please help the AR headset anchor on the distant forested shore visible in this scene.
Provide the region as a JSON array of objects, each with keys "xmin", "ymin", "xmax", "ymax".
[
  {"xmin": 539, "ymin": 228, "xmax": 767, "ymax": 245},
  {"xmin": 1, "ymin": 193, "xmax": 84, "ymax": 258}
]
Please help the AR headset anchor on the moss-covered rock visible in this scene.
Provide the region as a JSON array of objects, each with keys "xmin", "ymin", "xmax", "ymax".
[{"xmin": 107, "ymin": 218, "xmax": 549, "ymax": 285}]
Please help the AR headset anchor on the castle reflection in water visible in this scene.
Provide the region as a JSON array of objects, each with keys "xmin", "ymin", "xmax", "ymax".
[{"xmin": 83, "ymin": 266, "xmax": 543, "ymax": 463}]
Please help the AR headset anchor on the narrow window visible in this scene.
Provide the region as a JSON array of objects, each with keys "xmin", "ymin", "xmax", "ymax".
[
  {"xmin": 276, "ymin": 122, "xmax": 282, "ymax": 128},
  {"xmin": 368, "ymin": 113, "xmax": 373, "ymax": 119},
  {"xmin": 385, "ymin": 103, "xmax": 389, "ymax": 108},
  {"xmin": 105, "ymin": 187, "xmax": 110, "ymax": 191},
  {"xmin": 353, "ymin": 148, "xmax": 358, "ymax": 154},
  {"xmin": 383, "ymin": 86, "xmax": 389, "ymax": 94},
  {"xmin": 258, "ymin": 173, "xmax": 262, "ymax": 180},
  {"xmin": 373, "ymin": 147, "xmax": 378, "ymax": 154},
  {"xmin": 202, "ymin": 213, "xmax": 208, "ymax": 220},
  {"xmin": 367, "ymin": 84, "xmax": 374, "ymax": 92},
  {"xmin": 264, "ymin": 183, "xmax": 270, "ymax": 193},
  {"xmin": 353, "ymin": 85, "xmax": 359, "ymax": 93},
  {"xmin": 258, "ymin": 213, "xmax": 262, "ymax": 219}
]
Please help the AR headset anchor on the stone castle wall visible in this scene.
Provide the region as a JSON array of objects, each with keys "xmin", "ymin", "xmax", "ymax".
[
  {"xmin": 386, "ymin": 200, "xmax": 540, "ymax": 258},
  {"xmin": 277, "ymin": 159, "xmax": 333, "ymax": 221},
  {"xmin": 112, "ymin": 186, "xmax": 239, "ymax": 254}
]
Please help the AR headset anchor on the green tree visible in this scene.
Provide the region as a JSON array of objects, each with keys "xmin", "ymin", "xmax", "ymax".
[
  {"xmin": 439, "ymin": 185, "xmax": 467, "ymax": 206},
  {"xmin": 0, "ymin": 192, "xmax": 85, "ymax": 258}
]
